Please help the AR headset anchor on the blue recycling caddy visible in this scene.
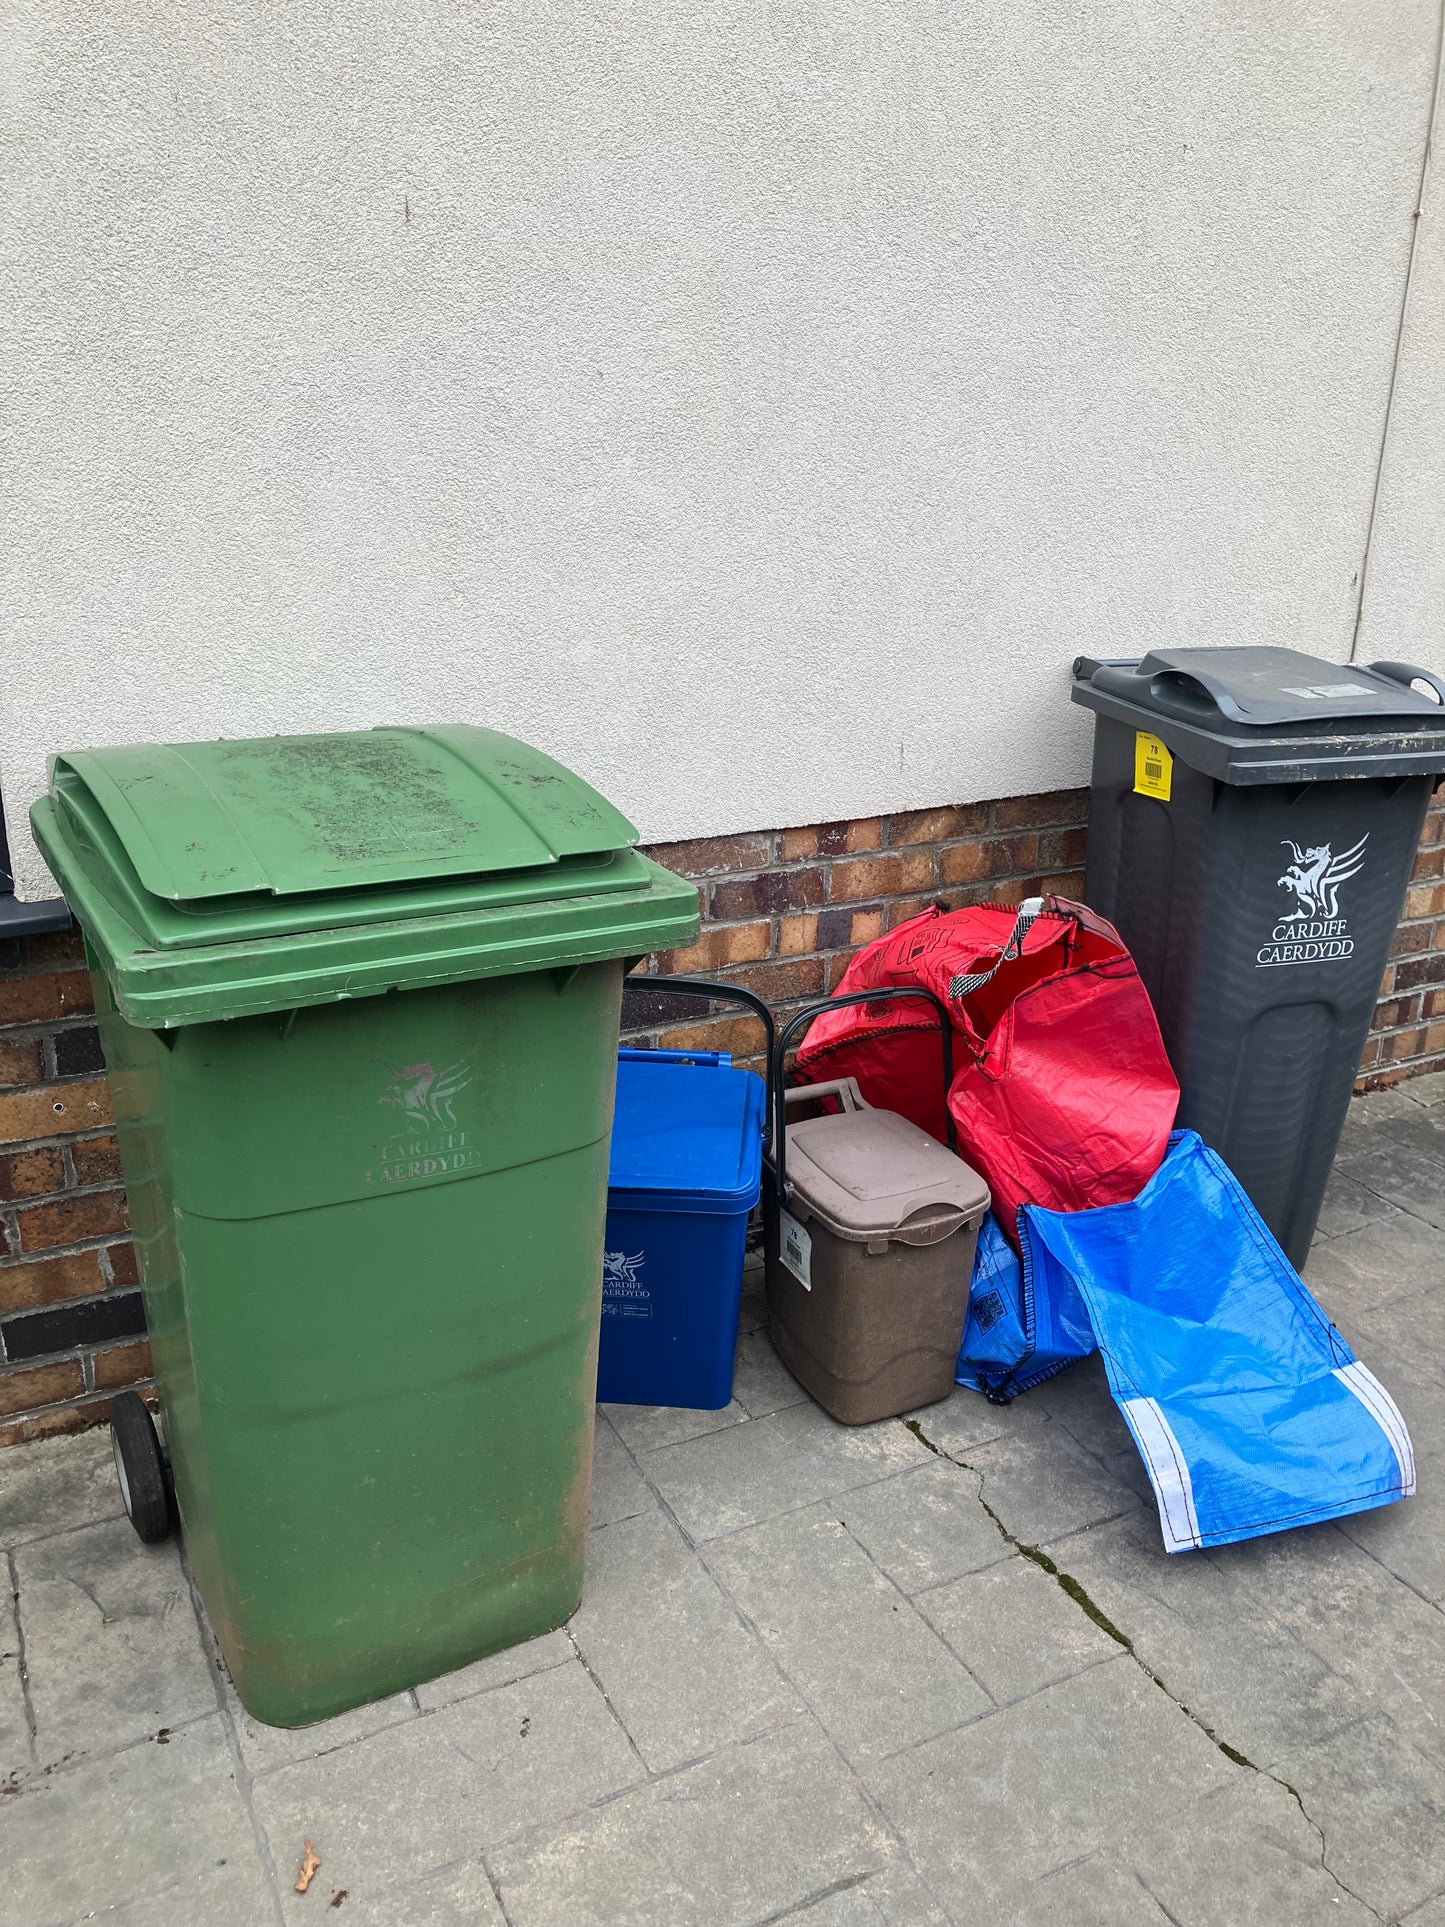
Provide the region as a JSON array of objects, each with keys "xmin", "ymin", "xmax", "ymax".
[{"xmin": 598, "ymin": 1048, "xmax": 766, "ymax": 1409}]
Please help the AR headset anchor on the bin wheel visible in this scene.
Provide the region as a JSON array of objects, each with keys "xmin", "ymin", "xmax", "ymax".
[{"xmin": 111, "ymin": 1392, "xmax": 172, "ymax": 1543}]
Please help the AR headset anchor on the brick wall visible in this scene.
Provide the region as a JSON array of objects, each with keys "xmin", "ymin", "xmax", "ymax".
[
  {"xmin": 0, "ymin": 928, "xmax": 149, "ymax": 1446},
  {"xmin": 1357, "ymin": 784, "xmax": 1445, "ymax": 1090},
  {"xmin": 1, "ymin": 779, "xmax": 1441, "ymax": 1444}
]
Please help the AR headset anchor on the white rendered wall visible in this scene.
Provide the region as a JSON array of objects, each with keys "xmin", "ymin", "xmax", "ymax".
[{"xmin": 3, "ymin": 1, "xmax": 1442, "ymax": 899}]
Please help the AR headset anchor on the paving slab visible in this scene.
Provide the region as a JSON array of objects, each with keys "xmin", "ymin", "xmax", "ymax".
[
  {"xmin": 224, "ymin": 1667, "xmax": 418, "ymax": 1778},
  {"xmin": 1337, "ymin": 1456, "xmax": 1445, "ymax": 1604},
  {"xmin": 870, "ymin": 1660, "xmax": 1239, "ymax": 1920},
  {"xmin": 488, "ymin": 1718, "xmax": 892, "ymax": 1927},
  {"xmin": 835, "ymin": 1459, "xmax": 1009, "ymax": 1594},
  {"xmin": 570, "ymin": 1504, "xmax": 799, "ymax": 1771},
  {"xmin": 601, "ymin": 1397, "xmax": 749, "ymax": 1455},
  {"xmin": 1312, "ymin": 1165, "xmax": 1406, "ymax": 1241},
  {"xmin": 643, "ymin": 1401, "xmax": 929, "ymax": 1542},
  {"xmin": 1270, "ymin": 1713, "xmax": 1445, "ymax": 1922},
  {"xmin": 0, "ymin": 1428, "xmax": 123, "ymax": 1549},
  {"xmin": 412, "ymin": 1629, "xmax": 573, "ymax": 1714},
  {"xmin": 732, "ymin": 1325, "xmax": 808, "ymax": 1418},
  {"xmin": 708, "ymin": 1502, "xmax": 990, "ymax": 1766},
  {"xmin": 903, "ymin": 1382, "xmax": 1051, "ymax": 1458},
  {"xmin": 1209, "ymin": 1522, "xmax": 1445, "ymax": 1768},
  {"xmin": 770, "ymin": 1857, "xmax": 951, "ymax": 1927},
  {"xmin": 1129, "ymin": 1774, "xmax": 1378, "ymax": 1927},
  {"xmin": 1043, "ymin": 1511, "xmax": 1361, "ymax": 1768},
  {"xmin": 1, "ymin": 1578, "xmax": 32, "ymax": 1782},
  {"xmin": 1356, "ymin": 1282, "xmax": 1445, "ymax": 1393},
  {"xmin": 953, "ymin": 1416, "xmax": 1140, "ymax": 1546},
  {"xmin": 1403, "ymin": 1071, "xmax": 1445, "ymax": 1109},
  {"xmin": 588, "ymin": 1415, "xmax": 656, "ymax": 1529},
  {"xmin": 1331, "ymin": 1111, "xmax": 1445, "ymax": 1229},
  {"xmin": 1403, "ymin": 1891, "xmax": 1445, "ymax": 1927},
  {"xmin": 253, "ymin": 1659, "xmax": 643, "ymax": 1923},
  {"xmin": 917, "ymin": 1552, "xmax": 1119, "ymax": 1706},
  {"xmin": 993, "ymin": 1853, "xmax": 1173, "ymax": 1927},
  {"xmin": 1303, "ymin": 1208, "xmax": 1445, "ymax": 1316},
  {"xmin": 16, "ymin": 1517, "xmax": 215, "ymax": 1769},
  {"xmin": 0, "ymin": 1717, "xmax": 269, "ymax": 1927},
  {"xmin": 737, "ymin": 1257, "xmax": 768, "ymax": 1334},
  {"xmin": 1028, "ymin": 1353, "xmax": 1137, "ymax": 1462},
  {"xmin": 298, "ymin": 1856, "xmax": 506, "ymax": 1925}
]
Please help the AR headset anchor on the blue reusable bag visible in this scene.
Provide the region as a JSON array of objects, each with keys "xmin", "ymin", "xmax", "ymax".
[
  {"xmin": 954, "ymin": 1213, "xmax": 1094, "ymax": 1402},
  {"xmin": 958, "ymin": 1132, "xmax": 1415, "ymax": 1551}
]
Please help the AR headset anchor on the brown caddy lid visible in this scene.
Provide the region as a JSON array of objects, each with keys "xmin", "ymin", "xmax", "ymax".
[{"xmin": 785, "ymin": 1084, "xmax": 990, "ymax": 1241}]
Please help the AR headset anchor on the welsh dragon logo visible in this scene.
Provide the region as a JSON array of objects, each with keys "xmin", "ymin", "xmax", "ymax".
[
  {"xmin": 377, "ymin": 1058, "xmax": 474, "ymax": 1133},
  {"xmin": 1276, "ymin": 835, "xmax": 1367, "ymax": 922},
  {"xmin": 602, "ymin": 1250, "xmax": 646, "ymax": 1291}
]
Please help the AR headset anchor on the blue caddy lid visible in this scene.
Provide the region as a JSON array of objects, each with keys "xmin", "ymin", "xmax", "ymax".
[{"xmin": 609, "ymin": 1050, "xmax": 765, "ymax": 1206}]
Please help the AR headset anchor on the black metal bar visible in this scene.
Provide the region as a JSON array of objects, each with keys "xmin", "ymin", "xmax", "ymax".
[
  {"xmin": 628, "ymin": 975, "xmax": 778, "ymax": 1151},
  {"xmin": 770, "ymin": 987, "xmax": 957, "ymax": 1205}
]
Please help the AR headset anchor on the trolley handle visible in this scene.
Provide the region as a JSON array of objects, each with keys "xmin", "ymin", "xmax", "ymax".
[
  {"xmin": 771, "ymin": 987, "xmax": 956, "ymax": 1207},
  {"xmin": 1369, "ymin": 660, "xmax": 1445, "ymax": 707},
  {"xmin": 629, "ymin": 975, "xmax": 778, "ymax": 1151}
]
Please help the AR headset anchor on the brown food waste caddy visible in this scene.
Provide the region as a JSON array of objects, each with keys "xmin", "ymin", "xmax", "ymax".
[{"xmin": 765, "ymin": 1055, "xmax": 990, "ymax": 1425}]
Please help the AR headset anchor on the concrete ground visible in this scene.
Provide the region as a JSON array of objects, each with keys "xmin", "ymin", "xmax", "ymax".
[{"xmin": 3, "ymin": 1085, "xmax": 1445, "ymax": 1927}]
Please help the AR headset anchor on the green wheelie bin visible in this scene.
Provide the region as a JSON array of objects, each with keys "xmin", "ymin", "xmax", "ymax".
[{"xmin": 30, "ymin": 725, "xmax": 698, "ymax": 1726}]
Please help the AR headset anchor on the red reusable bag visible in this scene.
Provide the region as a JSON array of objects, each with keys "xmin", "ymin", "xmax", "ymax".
[{"xmin": 793, "ymin": 896, "xmax": 1178, "ymax": 1239}]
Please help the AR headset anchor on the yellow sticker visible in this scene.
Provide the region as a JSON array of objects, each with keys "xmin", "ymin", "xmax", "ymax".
[{"xmin": 1134, "ymin": 731, "xmax": 1173, "ymax": 801}]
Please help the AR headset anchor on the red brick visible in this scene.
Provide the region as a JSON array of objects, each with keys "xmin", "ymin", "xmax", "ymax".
[
  {"xmin": 657, "ymin": 1015, "xmax": 770, "ymax": 1059},
  {"xmin": 816, "ymin": 823, "xmax": 854, "ymax": 857},
  {"xmin": 15, "ymin": 1188, "xmax": 130, "ymax": 1253},
  {"xmin": 0, "ymin": 1248, "xmax": 109, "ymax": 1314},
  {"xmin": 0, "ymin": 1078, "xmax": 113, "ymax": 1146},
  {"xmin": 106, "ymin": 1241, "xmax": 140, "ymax": 1289},
  {"xmin": 850, "ymin": 909, "xmax": 884, "ymax": 947},
  {"xmin": 825, "ymin": 953, "xmax": 852, "ymax": 992},
  {"xmin": 992, "ymin": 789, "xmax": 1089, "ymax": 831},
  {"xmin": 1427, "ymin": 1021, "xmax": 1445, "ymax": 1054},
  {"xmin": 644, "ymin": 832, "xmax": 774, "ymax": 878},
  {"xmin": 0, "ymin": 970, "xmax": 93, "ymax": 1026},
  {"xmin": 1393, "ymin": 954, "xmax": 1445, "ymax": 994},
  {"xmin": 1412, "ymin": 845, "xmax": 1445, "ymax": 882},
  {"xmin": 1040, "ymin": 871, "xmax": 1087, "ymax": 901},
  {"xmin": 92, "ymin": 1338, "xmax": 154, "ymax": 1391},
  {"xmin": 1383, "ymin": 1026, "xmax": 1428, "ymax": 1062},
  {"xmin": 71, "ymin": 1135, "xmax": 123, "ymax": 1186},
  {"xmin": 0, "ymin": 1359, "xmax": 85, "ymax": 1417},
  {"xmin": 1404, "ymin": 883, "xmax": 1445, "ymax": 921},
  {"xmin": 20, "ymin": 928, "xmax": 87, "ymax": 969},
  {"xmin": 988, "ymin": 835, "xmax": 1040, "ymax": 877},
  {"xmin": 658, "ymin": 922, "xmax": 772, "ymax": 975},
  {"xmin": 1424, "ymin": 988, "xmax": 1445, "ymax": 1020},
  {"xmin": 0, "ymin": 1146, "xmax": 65, "ymax": 1199},
  {"xmin": 845, "ymin": 818, "xmax": 881, "ymax": 853},
  {"xmin": 1039, "ymin": 827, "xmax": 1089, "ymax": 870},
  {"xmin": 779, "ymin": 915, "xmax": 818, "ymax": 957},
  {"xmin": 886, "ymin": 805, "xmax": 989, "ymax": 846},
  {"xmin": 1375, "ymin": 996, "xmax": 1421, "ymax": 1031},
  {"xmin": 1391, "ymin": 923, "xmax": 1432, "ymax": 960},
  {"xmin": 781, "ymin": 826, "xmax": 820, "ymax": 861},
  {"xmin": 0, "ymin": 1395, "xmax": 117, "ymax": 1447},
  {"xmin": 1357, "ymin": 1036, "xmax": 1383, "ymax": 1071},
  {"xmin": 829, "ymin": 853, "xmax": 937, "ymax": 903},
  {"xmin": 939, "ymin": 843, "xmax": 990, "ymax": 886},
  {"xmin": 886, "ymin": 898, "xmax": 938, "ymax": 930},
  {"xmin": 0, "ymin": 1038, "xmax": 44, "ymax": 1089},
  {"xmin": 715, "ymin": 957, "xmax": 827, "ymax": 1004},
  {"xmin": 710, "ymin": 866, "xmax": 824, "ymax": 920}
]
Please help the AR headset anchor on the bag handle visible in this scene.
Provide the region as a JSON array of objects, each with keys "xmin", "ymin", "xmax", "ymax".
[
  {"xmin": 770, "ymin": 986, "xmax": 956, "ymax": 1207},
  {"xmin": 947, "ymin": 896, "xmax": 1046, "ymax": 999},
  {"xmin": 634, "ymin": 976, "xmax": 777, "ymax": 1150}
]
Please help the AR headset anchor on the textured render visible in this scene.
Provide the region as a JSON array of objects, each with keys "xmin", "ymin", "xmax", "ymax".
[
  {"xmin": 1358, "ymin": 28, "xmax": 1445, "ymax": 666},
  {"xmin": 2, "ymin": 1, "xmax": 1442, "ymax": 900},
  {"xmin": 1, "ymin": 1086, "xmax": 1444, "ymax": 1924}
]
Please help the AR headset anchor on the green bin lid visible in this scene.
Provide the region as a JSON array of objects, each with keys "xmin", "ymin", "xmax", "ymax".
[{"xmin": 31, "ymin": 726, "xmax": 699, "ymax": 1026}]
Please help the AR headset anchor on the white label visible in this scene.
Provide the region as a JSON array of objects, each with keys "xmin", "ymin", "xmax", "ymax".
[
  {"xmin": 779, "ymin": 1208, "xmax": 813, "ymax": 1290},
  {"xmin": 601, "ymin": 1249, "xmax": 651, "ymax": 1318},
  {"xmin": 1281, "ymin": 683, "xmax": 1374, "ymax": 701}
]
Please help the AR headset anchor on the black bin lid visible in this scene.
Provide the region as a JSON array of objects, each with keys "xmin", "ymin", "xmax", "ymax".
[{"xmin": 1072, "ymin": 647, "xmax": 1445, "ymax": 784}]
